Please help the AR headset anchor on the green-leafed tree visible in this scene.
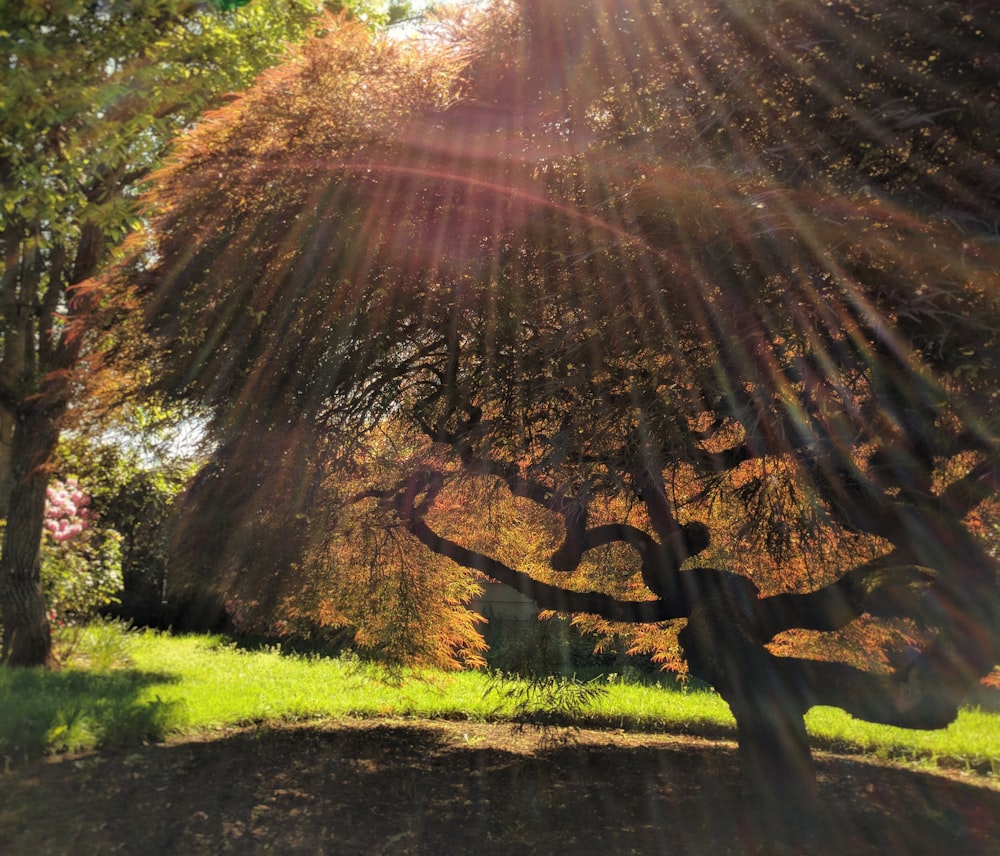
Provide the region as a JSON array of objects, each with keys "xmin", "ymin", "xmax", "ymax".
[
  {"xmin": 0, "ymin": 0, "xmax": 405, "ymax": 666},
  {"xmin": 103, "ymin": 0, "xmax": 999, "ymax": 829}
]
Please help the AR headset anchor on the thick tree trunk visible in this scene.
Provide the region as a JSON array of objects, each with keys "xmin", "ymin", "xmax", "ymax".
[
  {"xmin": 0, "ymin": 409, "xmax": 60, "ymax": 667},
  {"xmin": 679, "ymin": 593, "xmax": 819, "ymax": 836},
  {"xmin": 729, "ymin": 693, "xmax": 818, "ymax": 824}
]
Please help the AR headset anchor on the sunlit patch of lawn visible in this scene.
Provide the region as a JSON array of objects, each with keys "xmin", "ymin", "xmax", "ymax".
[
  {"xmin": 805, "ymin": 705, "xmax": 1000, "ymax": 775},
  {"xmin": 1, "ymin": 623, "xmax": 996, "ymax": 779}
]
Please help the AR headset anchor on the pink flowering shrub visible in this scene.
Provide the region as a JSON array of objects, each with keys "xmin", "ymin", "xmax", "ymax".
[
  {"xmin": 39, "ymin": 478, "xmax": 123, "ymax": 624},
  {"xmin": 44, "ymin": 478, "xmax": 91, "ymax": 543}
]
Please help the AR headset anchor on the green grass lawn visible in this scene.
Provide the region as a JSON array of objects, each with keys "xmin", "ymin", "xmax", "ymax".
[{"xmin": 1, "ymin": 622, "xmax": 997, "ymax": 779}]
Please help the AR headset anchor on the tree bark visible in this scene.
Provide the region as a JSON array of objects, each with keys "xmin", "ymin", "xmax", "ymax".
[
  {"xmin": 679, "ymin": 592, "xmax": 819, "ymax": 831},
  {"xmin": 393, "ymin": 469, "xmax": 997, "ymax": 826},
  {"xmin": 0, "ymin": 218, "xmax": 105, "ymax": 668},
  {"xmin": 731, "ymin": 697, "xmax": 818, "ymax": 844},
  {"xmin": 0, "ymin": 411, "xmax": 15, "ymax": 521},
  {"xmin": 0, "ymin": 407, "xmax": 60, "ymax": 667}
]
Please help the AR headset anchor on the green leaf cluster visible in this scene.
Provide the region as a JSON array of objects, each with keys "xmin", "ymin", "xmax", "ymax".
[
  {"xmin": 41, "ymin": 524, "xmax": 124, "ymax": 625},
  {"xmin": 0, "ymin": 0, "xmax": 373, "ymax": 256}
]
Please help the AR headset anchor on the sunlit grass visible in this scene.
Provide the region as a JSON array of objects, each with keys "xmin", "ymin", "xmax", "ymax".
[
  {"xmin": 805, "ymin": 705, "xmax": 1000, "ymax": 776},
  {"xmin": 587, "ymin": 678, "xmax": 734, "ymax": 733},
  {"xmin": 123, "ymin": 632, "xmax": 501, "ymax": 724},
  {"xmin": 123, "ymin": 632, "xmax": 738, "ymax": 733},
  {"xmin": 1, "ymin": 624, "xmax": 996, "ymax": 780}
]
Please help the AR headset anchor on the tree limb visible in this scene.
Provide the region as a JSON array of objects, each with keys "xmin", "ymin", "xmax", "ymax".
[
  {"xmin": 773, "ymin": 653, "xmax": 964, "ymax": 730},
  {"xmin": 394, "ymin": 490, "xmax": 686, "ymax": 622},
  {"xmin": 940, "ymin": 459, "xmax": 1000, "ymax": 519}
]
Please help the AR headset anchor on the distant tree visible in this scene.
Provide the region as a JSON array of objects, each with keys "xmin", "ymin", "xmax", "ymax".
[
  {"xmin": 0, "ymin": 0, "xmax": 402, "ymax": 666},
  {"xmin": 104, "ymin": 0, "xmax": 1000, "ymax": 822}
]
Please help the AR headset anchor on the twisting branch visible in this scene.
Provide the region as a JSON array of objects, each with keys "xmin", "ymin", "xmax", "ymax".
[
  {"xmin": 390, "ymin": 471, "xmax": 687, "ymax": 622},
  {"xmin": 550, "ymin": 522, "xmax": 657, "ymax": 571},
  {"xmin": 374, "ymin": 459, "xmax": 990, "ymax": 673},
  {"xmin": 940, "ymin": 459, "xmax": 1000, "ymax": 519}
]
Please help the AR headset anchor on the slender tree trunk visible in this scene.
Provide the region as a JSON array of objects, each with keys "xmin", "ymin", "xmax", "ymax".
[
  {"xmin": 0, "ymin": 407, "xmax": 60, "ymax": 667},
  {"xmin": 0, "ymin": 219, "xmax": 103, "ymax": 667}
]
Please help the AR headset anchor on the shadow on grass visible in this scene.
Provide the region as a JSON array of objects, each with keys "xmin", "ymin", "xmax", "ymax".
[
  {"xmin": 2, "ymin": 720, "xmax": 998, "ymax": 855},
  {"xmin": 0, "ymin": 667, "xmax": 182, "ymax": 762}
]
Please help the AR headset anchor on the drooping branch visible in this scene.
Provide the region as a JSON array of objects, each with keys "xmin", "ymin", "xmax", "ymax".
[{"xmin": 410, "ymin": 516, "xmax": 688, "ymax": 622}]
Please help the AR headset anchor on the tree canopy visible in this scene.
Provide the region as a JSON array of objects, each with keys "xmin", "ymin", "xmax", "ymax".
[{"xmin": 102, "ymin": 0, "xmax": 1000, "ymax": 814}]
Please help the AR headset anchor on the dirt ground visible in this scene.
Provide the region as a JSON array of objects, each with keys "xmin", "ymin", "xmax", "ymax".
[{"xmin": 1, "ymin": 718, "xmax": 998, "ymax": 855}]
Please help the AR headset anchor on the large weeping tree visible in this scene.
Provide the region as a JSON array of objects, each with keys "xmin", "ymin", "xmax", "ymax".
[{"xmin": 102, "ymin": 0, "xmax": 999, "ymax": 820}]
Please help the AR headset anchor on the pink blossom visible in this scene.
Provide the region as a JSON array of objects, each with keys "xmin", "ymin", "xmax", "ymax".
[
  {"xmin": 52, "ymin": 521, "xmax": 84, "ymax": 543},
  {"xmin": 43, "ymin": 478, "xmax": 93, "ymax": 544}
]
